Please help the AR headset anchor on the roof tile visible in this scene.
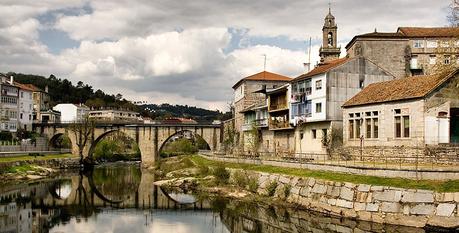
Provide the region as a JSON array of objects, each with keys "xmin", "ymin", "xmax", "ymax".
[{"xmin": 232, "ymin": 71, "xmax": 291, "ymax": 88}]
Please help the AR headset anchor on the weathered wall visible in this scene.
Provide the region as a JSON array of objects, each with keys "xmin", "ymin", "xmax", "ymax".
[
  {"xmin": 347, "ymin": 40, "xmax": 409, "ymax": 79},
  {"xmin": 233, "ymin": 170, "xmax": 459, "ymax": 228}
]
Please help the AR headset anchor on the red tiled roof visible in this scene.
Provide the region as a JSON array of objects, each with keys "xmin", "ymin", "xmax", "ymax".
[
  {"xmin": 398, "ymin": 27, "xmax": 459, "ymax": 38},
  {"xmin": 13, "ymin": 82, "xmax": 35, "ymax": 91},
  {"xmin": 232, "ymin": 71, "xmax": 291, "ymax": 89},
  {"xmin": 20, "ymin": 83, "xmax": 43, "ymax": 92},
  {"xmin": 292, "ymin": 57, "xmax": 350, "ymax": 81},
  {"xmin": 343, "ymin": 69, "xmax": 459, "ymax": 107}
]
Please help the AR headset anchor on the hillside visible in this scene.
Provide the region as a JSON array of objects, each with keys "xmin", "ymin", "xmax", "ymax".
[{"xmin": 7, "ymin": 72, "xmax": 231, "ymax": 122}]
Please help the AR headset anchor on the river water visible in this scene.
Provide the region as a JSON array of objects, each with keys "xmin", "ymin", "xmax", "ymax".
[{"xmin": 0, "ymin": 163, "xmax": 447, "ymax": 233}]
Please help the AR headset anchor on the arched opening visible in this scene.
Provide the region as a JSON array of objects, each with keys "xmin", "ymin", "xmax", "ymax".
[
  {"xmin": 88, "ymin": 130, "xmax": 141, "ymax": 162},
  {"xmin": 327, "ymin": 32, "xmax": 333, "ymax": 46},
  {"xmin": 49, "ymin": 133, "xmax": 72, "ymax": 153},
  {"xmin": 49, "ymin": 179, "xmax": 73, "ymax": 200},
  {"xmin": 159, "ymin": 130, "xmax": 211, "ymax": 158}
]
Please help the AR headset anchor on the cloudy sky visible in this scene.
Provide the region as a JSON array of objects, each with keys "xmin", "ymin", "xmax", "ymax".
[{"xmin": 0, "ymin": 0, "xmax": 451, "ymax": 111}]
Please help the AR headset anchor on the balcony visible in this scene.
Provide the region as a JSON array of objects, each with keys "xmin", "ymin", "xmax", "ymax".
[
  {"xmin": 254, "ymin": 118, "xmax": 268, "ymax": 127},
  {"xmin": 269, "ymin": 118, "xmax": 292, "ymax": 130},
  {"xmin": 269, "ymin": 104, "xmax": 288, "ymax": 112}
]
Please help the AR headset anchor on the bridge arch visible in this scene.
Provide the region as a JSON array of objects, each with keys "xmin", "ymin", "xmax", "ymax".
[
  {"xmin": 159, "ymin": 129, "xmax": 211, "ymax": 157},
  {"xmin": 87, "ymin": 129, "xmax": 142, "ymax": 161}
]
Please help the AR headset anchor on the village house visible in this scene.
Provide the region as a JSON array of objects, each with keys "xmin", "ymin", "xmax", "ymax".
[
  {"xmin": 88, "ymin": 109, "xmax": 141, "ymax": 123},
  {"xmin": 53, "ymin": 103, "xmax": 90, "ymax": 123},
  {"xmin": 289, "ymin": 9, "xmax": 395, "ymax": 158},
  {"xmin": 232, "ymin": 71, "xmax": 291, "ymax": 152},
  {"xmin": 14, "ymin": 82, "xmax": 34, "ymax": 131},
  {"xmin": 0, "ymin": 75, "xmax": 19, "ymax": 133},
  {"xmin": 346, "ymin": 27, "xmax": 459, "ymax": 78},
  {"xmin": 342, "ymin": 68, "xmax": 459, "ymax": 159}
]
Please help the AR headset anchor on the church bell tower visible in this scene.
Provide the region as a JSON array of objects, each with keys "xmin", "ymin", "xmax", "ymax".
[{"xmin": 319, "ymin": 6, "xmax": 340, "ymax": 63}]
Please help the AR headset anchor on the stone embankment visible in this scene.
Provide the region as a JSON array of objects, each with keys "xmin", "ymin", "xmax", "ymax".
[
  {"xmin": 246, "ymin": 171, "xmax": 459, "ymax": 228},
  {"xmin": 0, "ymin": 158, "xmax": 80, "ymax": 170}
]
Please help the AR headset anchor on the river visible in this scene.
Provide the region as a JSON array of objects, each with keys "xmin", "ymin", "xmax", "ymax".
[{"xmin": 0, "ymin": 163, "xmax": 448, "ymax": 233}]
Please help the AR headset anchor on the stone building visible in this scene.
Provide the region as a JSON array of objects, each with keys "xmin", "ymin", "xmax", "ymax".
[
  {"xmin": 290, "ymin": 56, "xmax": 395, "ymax": 157},
  {"xmin": 342, "ymin": 68, "xmax": 459, "ymax": 159},
  {"xmin": 319, "ymin": 7, "xmax": 341, "ymax": 63},
  {"xmin": 346, "ymin": 27, "xmax": 459, "ymax": 78},
  {"xmin": 14, "ymin": 82, "xmax": 34, "ymax": 131},
  {"xmin": 0, "ymin": 75, "xmax": 19, "ymax": 133},
  {"xmin": 232, "ymin": 71, "xmax": 291, "ymax": 149}
]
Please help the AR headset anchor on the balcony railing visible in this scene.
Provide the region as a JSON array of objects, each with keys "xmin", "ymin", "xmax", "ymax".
[
  {"xmin": 254, "ymin": 119, "xmax": 268, "ymax": 127},
  {"xmin": 269, "ymin": 104, "xmax": 288, "ymax": 111},
  {"xmin": 269, "ymin": 119, "xmax": 291, "ymax": 130}
]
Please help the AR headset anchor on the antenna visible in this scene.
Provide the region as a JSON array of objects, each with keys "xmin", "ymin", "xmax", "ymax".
[
  {"xmin": 262, "ymin": 54, "xmax": 267, "ymax": 71},
  {"xmin": 303, "ymin": 37, "xmax": 312, "ymax": 73}
]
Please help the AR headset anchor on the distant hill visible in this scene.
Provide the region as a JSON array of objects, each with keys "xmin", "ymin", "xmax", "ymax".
[
  {"xmin": 7, "ymin": 72, "xmax": 232, "ymax": 121},
  {"xmin": 139, "ymin": 104, "xmax": 232, "ymax": 122}
]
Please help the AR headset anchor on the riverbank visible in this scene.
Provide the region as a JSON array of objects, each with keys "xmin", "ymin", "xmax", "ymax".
[
  {"xmin": 155, "ymin": 155, "xmax": 459, "ymax": 229},
  {"xmin": 0, "ymin": 154, "xmax": 80, "ymax": 184}
]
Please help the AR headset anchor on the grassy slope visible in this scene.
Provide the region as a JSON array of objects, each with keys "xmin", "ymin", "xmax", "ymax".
[
  {"xmin": 191, "ymin": 155, "xmax": 459, "ymax": 192},
  {"xmin": 0, "ymin": 153, "xmax": 76, "ymax": 163}
]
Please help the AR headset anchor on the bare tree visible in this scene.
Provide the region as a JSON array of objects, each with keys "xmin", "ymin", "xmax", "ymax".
[
  {"xmin": 448, "ymin": 0, "xmax": 459, "ymax": 27},
  {"xmin": 68, "ymin": 117, "xmax": 95, "ymax": 164}
]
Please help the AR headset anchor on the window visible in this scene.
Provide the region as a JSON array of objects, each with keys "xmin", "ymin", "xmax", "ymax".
[
  {"xmin": 429, "ymin": 55, "xmax": 436, "ymax": 65},
  {"xmin": 20, "ymin": 92, "xmax": 23, "ymax": 98},
  {"xmin": 366, "ymin": 118, "xmax": 371, "ymax": 138},
  {"xmin": 427, "ymin": 40, "xmax": 437, "ymax": 48},
  {"xmin": 300, "ymin": 131, "xmax": 304, "ymax": 140},
  {"xmin": 403, "ymin": 116, "xmax": 410, "ymax": 137},
  {"xmin": 356, "ymin": 118, "xmax": 361, "ymax": 138},
  {"xmin": 315, "ymin": 80, "xmax": 322, "ymax": 90},
  {"xmin": 20, "ymin": 113, "xmax": 23, "ymax": 119},
  {"xmin": 322, "ymin": 129, "xmax": 328, "ymax": 139},
  {"xmin": 394, "ymin": 109, "xmax": 410, "ymax": 138},
  {"xmin": 315, "ymin": 103, "xmax": 322, "ymax": 113},
  {"xmin": 413, "ymin": 40, "xmax": 423, "ymax": 48},
  {"xmin": 359, "ymin": 80, "xmax": 364, "ymax": 88},
  {"xmin": 349, "ymin": 120, "xmax": 354, "ymax": 139},
  {"xmin": 444, "ymin": 55, "xmax": 451, "ymax": 65},
  {"xmin": 312, "ymin": 129, "xmax": 317, "ymax": 139},
  {"xmin": 373, "ymin": 118, "xmax": 379, "ymax": 138}
]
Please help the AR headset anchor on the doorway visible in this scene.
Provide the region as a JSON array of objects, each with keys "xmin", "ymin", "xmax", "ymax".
[{"xmin": 450, "ymin": 108, "xmax": 459, "ymax": 143}]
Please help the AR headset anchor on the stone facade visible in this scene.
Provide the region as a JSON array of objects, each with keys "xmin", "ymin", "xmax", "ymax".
[
  {"xmin": 230, "ymin": 169, "xmax": 459, "ymax": 228},
  {"xmin": 342, "ymin": 71, "xmax": 459, "ymax": 159}
]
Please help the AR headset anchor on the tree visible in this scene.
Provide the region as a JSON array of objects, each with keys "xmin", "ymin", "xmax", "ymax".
[
  {"xmin": 448, "ymin": 0, "xmax": 459, "ymax": 27},
  {"xmin": 68, "ymin": 117, "xmax": 96, "ymax": 164}
]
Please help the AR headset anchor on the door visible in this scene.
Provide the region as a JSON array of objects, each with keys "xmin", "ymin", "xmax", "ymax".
[{"xmin": 450, "ymin": 108, "xmax": 459, "ymax": 143}]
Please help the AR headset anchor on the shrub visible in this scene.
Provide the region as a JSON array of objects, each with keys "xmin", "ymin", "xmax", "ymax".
[
  {"xmin": 212, "ymin": 164, "xmax": 230, "ymax": 185},
  {"xmin": 232, "ymin": 170, "xmax": 248, "ymax": 188},
  {"xmin": 266, "ymin": 181, "xmax": 278, "ymax": 197},
  {"xmin": 247, "ymin": 176, "xmax": 259, "ymax": 193},
  {"xmin": 283, "ymin": 184, "xmax": 292, "ymax": 198},
  {"xmin": 197, "ymin": 164, "xmax": 210, "ymax": 176}
]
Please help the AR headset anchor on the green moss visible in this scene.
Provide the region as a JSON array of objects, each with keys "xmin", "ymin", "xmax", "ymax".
[
  {"xmin": 2, "ymin": 164, "xmax": 38, "ymax": 174},
  {"xmin": 0, "ymin": 153, "xmax": 75, "ymax": 163},
  {"xmin": 191, "ymin": 155, "xmax": 459, "ymax": 192}
]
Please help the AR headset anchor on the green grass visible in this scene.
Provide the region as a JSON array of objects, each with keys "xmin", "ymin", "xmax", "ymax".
[
  {"xmin": 0, "ymin": 153, "xmax": 76, "ymax": 163},
  {"xmin": 3, "ymin": 164, "xmax": 39, "ymax": 174},
  {"xmin": 191, "ymin": 155, "xmax": 459, "ymax": 192}
]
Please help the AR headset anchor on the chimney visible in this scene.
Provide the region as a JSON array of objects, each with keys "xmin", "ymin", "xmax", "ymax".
[
  {"xmin": 303, "ymin": 62, "xmax": 311, "ymax": 73},
  {"xmin": 45, "ymin": 85, "xmax": 49, "ymax": 93},
  {"xmin": 9, "ymin": 76, "xmax": 13, "ymax": 85}
]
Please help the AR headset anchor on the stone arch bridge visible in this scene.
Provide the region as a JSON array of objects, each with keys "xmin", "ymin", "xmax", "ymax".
[{"xmin": 34, "ymin": 123, "xmax": 223, "ymax": 164}]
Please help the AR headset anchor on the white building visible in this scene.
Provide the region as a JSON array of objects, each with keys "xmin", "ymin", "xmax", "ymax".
[
  {"xmin": 0, "ymin": 75, "xmax": 19, "ymax": 133},
  {"xmin": 53, "ymin": 104, "xmax": 90, "ymax": 123},
  {"xmin": 15, "ymin": 82, "xmax": 34, "ymax": 131},
  {"xmin": 88, "ymin": 109, "xmax": 141, "ymax": 123}
]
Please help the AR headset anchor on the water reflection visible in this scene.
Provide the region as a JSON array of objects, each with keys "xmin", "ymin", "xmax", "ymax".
[{"xmin": 0, "ymin": 163, "xmax": 448, "ymax": 233}]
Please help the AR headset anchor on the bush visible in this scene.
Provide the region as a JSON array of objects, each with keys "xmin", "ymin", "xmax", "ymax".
[
  {"xmin": 212, "ymin": 164, "xmax": 230, "ymax": 185},
  {"xmin": 247, "ymin": 176, "xmax": 259, "ymax": 193},
  {"xmin": 197, "ymin": 164, "xmax": 210, "ymax": 176},
  {"xmin": 162, "ymin": 138, "xmax": 198, "ymax": 156},
  {"xmin": 266, "ymin": 181, "xmax": 278, "ymax": 197},
  {"xmin": 283, "ymin": 184, "xmax": 292, "ymax": 198},
  {"xmin": 232, "ymin": 170, "xmax": 248, "ymax": 188}
]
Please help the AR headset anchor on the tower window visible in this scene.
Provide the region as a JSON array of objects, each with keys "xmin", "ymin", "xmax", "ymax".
[{"xmin": 327, "ymin": 32, "xmax": 333, "ymax": 46}]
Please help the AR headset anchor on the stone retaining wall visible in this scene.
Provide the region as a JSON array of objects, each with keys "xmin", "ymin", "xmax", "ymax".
[
  {"xmin": 340, "ymin": 146, "xmax": 459, "ymax": 164},
  {"xmin": 202, "ymin": 154, "xmax": 459, "ymax": 180},
  {"xmin": 238, "ymin": 170, "xmax": 459, "ymax": 228},
  {"xmin": 0, "ymin": 158, "xmax": 80, "ymax": 170}
]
